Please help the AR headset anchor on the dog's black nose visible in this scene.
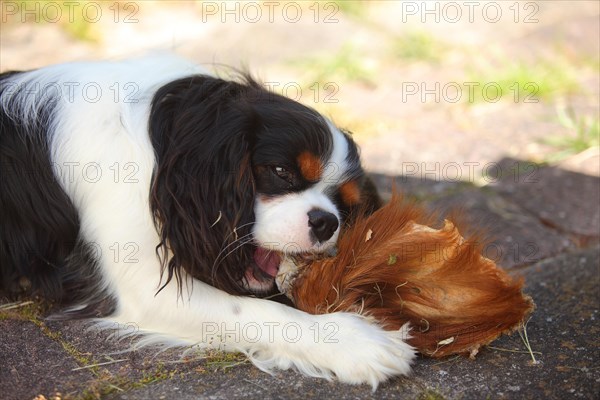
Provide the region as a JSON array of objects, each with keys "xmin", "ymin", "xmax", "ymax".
[{"xmin": 308, "ymin": 209, "xmax": 339, "ymax": 243}]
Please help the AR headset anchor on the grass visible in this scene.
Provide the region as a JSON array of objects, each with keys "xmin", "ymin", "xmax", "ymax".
[
  {"xmin": 466, "ymin": 60, "xmax": 580, "ymax": 103},
  {"xmin": 309, "ymin": 103, "xmax": 400, "ymax": 141},
  {"xmin": 417, "ymin": 388, "xmax": 446, "ymax": 400},
  {"xmin": 542, "ymin": 106, "xmax": 600, "ymax": 162},
  {"xmin": 518, "ymin": 318, "xmax": 539, "ymax": 365},
  {"xmin": 4, "ymin": 0, "xmax": 102, "ymax": 42},
  {"xmin": 0, "ymin": 300, "xmax": 35, "ymax": 310},
  {"xmin": 77, "ymin": 363, "xmax": 179, "ymax": 400},
  {"xmin": 291, "ymin": 43, "xmax": 375, "ymax": 86},
  {"xmin": 74, "ymin": 349, "xmax": 248, "ymax": 399},
  {"xmin": 488, "ymin": 346, "xmax": 543, "ymax": 356},
  {"xmin": 489, "ymin": 317, "xmax": 541, "ymax": 366},
  {"xmin": 392, "ymin": 31, "xmax": 445, "ymax": 63},
  {"xmin": 333, "ymin": 0, "xmax": 369, "ymax": 20},
  {"xmin": 0, "ymin": 299, "xmax": 210, "ymax": 399},
  {"xmin": 204, "ymin": 350, "xmax": 249, "ymax": 371}
]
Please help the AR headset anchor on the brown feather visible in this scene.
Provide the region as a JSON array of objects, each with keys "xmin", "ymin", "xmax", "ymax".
[{"xmin": 287, "ymin": 195, "xmax": 535, "ymax": 358}]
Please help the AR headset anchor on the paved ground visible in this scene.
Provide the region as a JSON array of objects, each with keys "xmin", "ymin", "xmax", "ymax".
[
  {"xmin": 1, "ymin": 159, "xmax": 598, "ymax": 400},
  {"xmin": 1, "ymin": 2, "xmax": 599, "ymax": 399}
]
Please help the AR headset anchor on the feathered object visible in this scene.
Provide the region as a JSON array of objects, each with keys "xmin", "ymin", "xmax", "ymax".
[{"xmin": 277, "ymin": 196, "xmax": 534, "ymax": 358}]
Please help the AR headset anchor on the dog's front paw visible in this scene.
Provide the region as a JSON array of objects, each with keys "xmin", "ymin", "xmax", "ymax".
[
  {"xmin": 247, "ymin": 312, "xmax": 415, "ymax": 389},
  {"xmin": 311, "ymin": 312, "xmax": 415, "ymax": 389},
  {"xmin": 245, "ymin": 310, "xmax": 414, "ymax": 389}
]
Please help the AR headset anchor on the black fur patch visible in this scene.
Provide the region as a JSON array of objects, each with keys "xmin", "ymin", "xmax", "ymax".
[
  {"xmin": 327, "ymin": 131, "xmax": 382, "ymax": 226},
  {"xmin": 149, "ymin": 74, "xmax": 334, "ymax": 295},
  {"xmin": 0, "ymin": 71, "xmax": 111, "ymax": 314}
]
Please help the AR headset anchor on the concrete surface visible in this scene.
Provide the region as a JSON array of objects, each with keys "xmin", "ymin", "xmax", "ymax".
[{"xmin": 1, "ymin": 161, "xmax": 599, "ymax": 400}]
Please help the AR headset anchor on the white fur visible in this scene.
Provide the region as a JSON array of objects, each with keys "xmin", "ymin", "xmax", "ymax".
[
  {"xmin": 253, "ymin": 190, "xmax": 340, "ymax": 252},
  {"xmin": 2, "ymin": 55, "xmax": 415, "ymax": 389},
  {"xmin": 252, "ymin": 123, "xmax": 351, "ymax": 253}
]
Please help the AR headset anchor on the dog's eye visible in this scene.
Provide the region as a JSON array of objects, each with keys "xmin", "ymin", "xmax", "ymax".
[{"xmin": 272, "ymin": 166, "xmax": 294, "ymax": 184}]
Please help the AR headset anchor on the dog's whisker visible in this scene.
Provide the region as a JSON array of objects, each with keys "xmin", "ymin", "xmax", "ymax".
[
  {"xmin": 221, "ymin": 222, "xmax": 256, "ymax": 243},
  {"xmin": 210, "ymin": 237, "xmax": 255, "ymax": 285},
  {"xmin": 214, "ymin": 232, "xmax": 255, "ymax": 262},
  {"xmin": 217, "ymin": 238, "xmax": 255, "ymax": 264},
  {"xmin": 212, "ymin": 234, "xmax": 255, "ymax": 272}
]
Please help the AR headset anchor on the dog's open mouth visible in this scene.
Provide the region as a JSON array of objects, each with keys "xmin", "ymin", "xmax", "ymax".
[
  {"xmin": 245, "ymin": 246, "xmax": 337, "ymax": 293},
  {"xmin": 253, "ymin": 247, "xmax": 281, "ymax": 278},
  {"xmin": 244, "ymin": 247, "xmax": 282, "ymax": 292}
]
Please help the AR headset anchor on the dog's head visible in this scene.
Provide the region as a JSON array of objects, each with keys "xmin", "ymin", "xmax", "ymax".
[{"xmin": 149, "ymin": 74, "xmax": 380, "ymax": 295}]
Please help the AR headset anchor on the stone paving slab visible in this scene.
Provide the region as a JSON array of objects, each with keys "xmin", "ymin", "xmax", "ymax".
[
  {"xmin": 2, "ymin": 161, "xmax": 599, "ymax": 399},
  {"xmin": 491, "ymin": 159, "xmax": 600, "ymax": 240},
  {"xmin": 426, "ymin": 189, "xmax": 575, "ymax": 268},
  {"xmin": 61, "ymin": 247, "xmax": 600, "ymax": 400},
  {"xmin": 370, "ymin": 172, "xmax": 577, "ymax": 269},
  {"xmin": 0, "ymin": 319, "xmax": 95, "ymax": 399}
]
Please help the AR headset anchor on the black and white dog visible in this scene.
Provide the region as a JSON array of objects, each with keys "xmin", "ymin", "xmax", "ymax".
[{"xmin": 0, "ymin": 55, "xmax": 414, "ymax": 387}]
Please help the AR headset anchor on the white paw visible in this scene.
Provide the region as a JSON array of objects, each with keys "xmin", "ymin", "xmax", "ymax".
[
  {"xmin": 312, "ymin": 313, "xmax": 415, "ymax": 389},
  {"xmin": 249, "ymin": 312, "xmax": 415, "ymax": 390}
]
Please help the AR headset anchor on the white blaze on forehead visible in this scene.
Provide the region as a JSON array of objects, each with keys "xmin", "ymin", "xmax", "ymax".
[{"xmin": 315, "ymin": 121, "xmax": 349, "ymax": 192}]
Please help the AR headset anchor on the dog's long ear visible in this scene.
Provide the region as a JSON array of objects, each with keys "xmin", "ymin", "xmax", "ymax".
[
  {"xmin": 149, "ymin": 76, "xmax": 259, "ymax": 294},
  {"xmin": 360, "ymin": 174, "xmax": 383, "ymax": 213},
  {"xmin": 336, "ymin": 129, "xmax": 382, "ymax": 225}
]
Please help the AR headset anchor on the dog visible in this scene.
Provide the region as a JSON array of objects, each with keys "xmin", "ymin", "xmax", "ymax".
[{"xmin": 0, "ymin": 55, "xmax": 414, "ymax": 388}]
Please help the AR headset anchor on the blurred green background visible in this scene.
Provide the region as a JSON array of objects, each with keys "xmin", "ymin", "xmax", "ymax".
[{"xmin": 1, "ymin": 0, "xmax": 598, "ymax": 178}]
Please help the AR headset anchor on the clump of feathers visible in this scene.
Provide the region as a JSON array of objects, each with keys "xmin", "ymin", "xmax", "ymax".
[{"xmin": 277, "ymin": 195, "xmax": 534, "ymax": 358}]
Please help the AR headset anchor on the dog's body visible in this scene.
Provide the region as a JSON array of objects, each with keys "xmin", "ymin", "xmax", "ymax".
[{"xmin": 0, "ymin": 55, "xmax": 414, "ymax": 387}]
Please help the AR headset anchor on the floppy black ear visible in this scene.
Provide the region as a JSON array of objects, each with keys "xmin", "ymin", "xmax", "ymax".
[
  {"xmin": 335, "ymin": 129, "xmax": 382, "ymax": 224},
  {"xmin": 339, "ymin": 174, "xmax": 383, "ymax": 231},
  {"xmin": 360, "ymin": 174, "xmax": 383, "ymax": 213},
  {"xmin": 149, "ymin": 76, "xmax": 259, "ymax": 294}
]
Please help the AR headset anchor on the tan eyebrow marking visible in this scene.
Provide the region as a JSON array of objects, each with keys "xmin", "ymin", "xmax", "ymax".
[
  {"xmin": 297, "ymin": 151, "xmax": 323, "ymax": 182},
  {"xmin": 340, "ymin": 180, "xmax": 361, "ymax": 206}
]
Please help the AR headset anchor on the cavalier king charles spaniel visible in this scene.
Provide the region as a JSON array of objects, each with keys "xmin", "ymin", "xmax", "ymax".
[{"xmin": 0, "ymin": 55, "xmax": 414, "ymax": 388}]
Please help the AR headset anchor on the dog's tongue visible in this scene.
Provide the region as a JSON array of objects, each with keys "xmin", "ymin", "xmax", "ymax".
[{"xmin": 254, "ymin": 247, "xmax": 281, "ymax": 277}]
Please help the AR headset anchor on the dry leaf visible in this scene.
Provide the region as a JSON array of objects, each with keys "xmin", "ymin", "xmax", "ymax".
[
  {"xmin": 438, "ymin": 337, "xmax": 455, "ymax": 346},
  {"xmin": 387, "ymin": 254, "xmax": 397, "ymax": 265},
  {"xmin": 469, "ymin": 346, "xmax": 480, "ymax": 359}
]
